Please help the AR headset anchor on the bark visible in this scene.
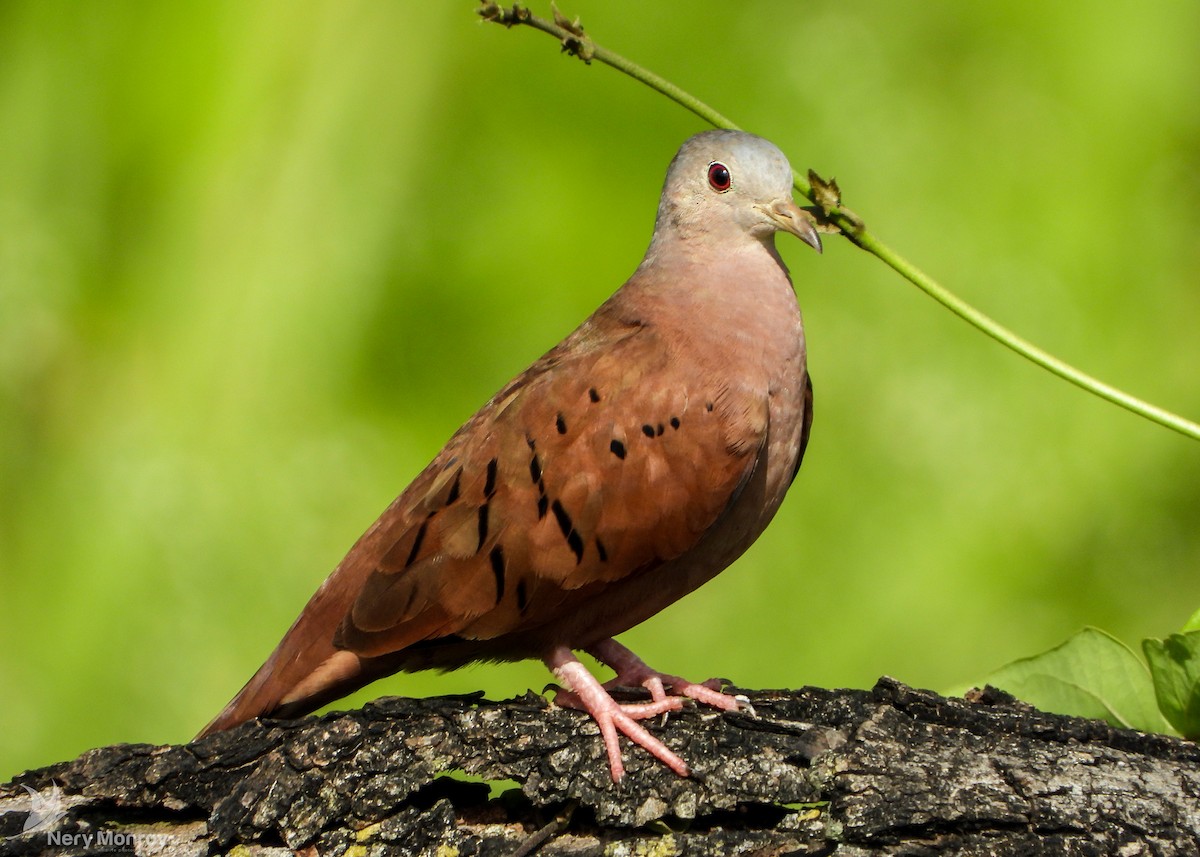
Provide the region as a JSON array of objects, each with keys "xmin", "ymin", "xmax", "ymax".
[{"xmin": 2, "ymin": 677, "xmax": 1197, "ymax": 856}]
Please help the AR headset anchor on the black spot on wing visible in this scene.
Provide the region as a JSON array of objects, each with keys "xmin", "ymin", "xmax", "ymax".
[
  {"xmin": 484, "ymin": 458, "xmax": 498, "ymax": 498},
  {"xmin": 530, "ymin": 448, "xmax": 548, "ymax": 516},
  {"xmin": 445, "ymin": 471, "xmax": 461, "ymax": 505},
  {"xmin": 489, "ymin": 545, "xmax": 505, "ymax": 602},
  {"xmin": 406, "ymin": 513, "xmax": 434, "ymax": 567},
  {"xmin": 566, "ymin": 530, "xmax": 584, "ymax": 563},
  {"xmin": 550, "ymin": 499, "xmax": 585, "ymax": 563},
  {"xmin": 477, "ymin": 504, "xmax": 489, "ymax": 552},
  {"xmin": 610, "ymin": 440, "xmax": 626, "ymax": 459},
  {"xmin": 550, "ymin": 500, "xmax": 571, "ymax": 538}
]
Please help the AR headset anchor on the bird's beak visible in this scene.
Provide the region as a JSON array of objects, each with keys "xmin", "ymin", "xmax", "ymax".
[{"xmin": 762, "ymin": 198, "xmax": 822, "ymax": 254}]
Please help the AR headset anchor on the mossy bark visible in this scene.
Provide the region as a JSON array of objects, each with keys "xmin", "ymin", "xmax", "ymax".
[{"xmin": 3, "ymin": 678, "xmax": 1198, "ymax": 855}]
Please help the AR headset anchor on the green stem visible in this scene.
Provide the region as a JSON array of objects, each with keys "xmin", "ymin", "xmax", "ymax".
[
  {"xmin": 848, "ymin": 231, "xmax": 1200, "ymax": 438},
  {"xmin": 480, "ymin": 3, "xmax": 1200, "ymax": 442}
]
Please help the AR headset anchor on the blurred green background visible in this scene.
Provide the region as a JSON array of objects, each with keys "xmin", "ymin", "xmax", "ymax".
[{"xmin": 2, "ymin": 1, "xmax": 1198, "ymax": 778}]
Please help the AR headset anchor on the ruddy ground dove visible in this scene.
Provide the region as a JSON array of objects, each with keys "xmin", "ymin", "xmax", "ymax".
[{"xmin": 198, "ymin": 129, "xmax": 822, "ymax": 781}]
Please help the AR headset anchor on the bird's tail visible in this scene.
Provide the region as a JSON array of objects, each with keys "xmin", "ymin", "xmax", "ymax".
[{"xmin": 194, "ymin": 580, "xmax": 368, "ymax": 739}]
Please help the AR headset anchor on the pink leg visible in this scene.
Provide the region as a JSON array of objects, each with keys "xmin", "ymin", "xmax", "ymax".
[
  {"xmin": 588, "ymin": 638, "xmax": 740, "ymax": 712},
  {"xmin": 544, "ymin": 645, "xmax": 688, "ymax": 782}
]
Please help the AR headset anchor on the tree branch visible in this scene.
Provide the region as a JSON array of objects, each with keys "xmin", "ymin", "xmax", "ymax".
[{"xmin": 3, "ymin": 679, "xmax": 1198, "ymax": 855}]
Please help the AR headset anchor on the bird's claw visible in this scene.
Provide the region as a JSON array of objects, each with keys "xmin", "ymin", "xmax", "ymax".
[
  {"xmin": 732, "ymin": 693, "xmax": 757, "ymax": 718},
  {"xmin": 552, "ymin": 685, "xmax": 683, "ymax": 720},
  {"xmin": 588, "ymin": 639, "xmax": 740, "ymax": 713},
  {"xmin": 543, "ymin": 639, "xmax": 747, "ymax": 781}
]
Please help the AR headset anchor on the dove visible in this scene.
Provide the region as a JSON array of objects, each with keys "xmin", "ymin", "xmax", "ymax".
[{"xmin": 197, "ymin": 129, "xmax": 822, "ymax": 781}]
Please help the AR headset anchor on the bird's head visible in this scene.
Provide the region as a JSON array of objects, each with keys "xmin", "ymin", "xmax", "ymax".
[{"xmin": 653, "ymin": 129, "xmax": 822, "ymax": 254}]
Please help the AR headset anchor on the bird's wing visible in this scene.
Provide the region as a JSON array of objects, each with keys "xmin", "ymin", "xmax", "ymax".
[
  {"xmin": 340, "ymin": 316, "xmax": 767, "ymax": 654},
  {"xmin": 197, "ymin": 315, "xmax": 769, "ymax": 734}
]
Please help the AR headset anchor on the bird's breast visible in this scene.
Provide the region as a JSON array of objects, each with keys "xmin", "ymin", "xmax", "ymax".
[{"xmin": 645, "ymin": 248, "xmax": 809, "ymax": 560}]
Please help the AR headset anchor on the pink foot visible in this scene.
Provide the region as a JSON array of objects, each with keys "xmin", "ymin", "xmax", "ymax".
[
  {"xmin": 588, "ymin": 638, "xmax": 739, "ymax": 713},
  {"xmin": 543, "ymin": 639, "xmax": 742, "ymax": 782},
  {"xmin": 545, "ymin": 646, "xmax": 688, "ymax": 782}
]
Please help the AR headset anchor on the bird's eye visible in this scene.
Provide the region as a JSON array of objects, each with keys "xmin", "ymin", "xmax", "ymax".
[{"xmin": 707, "ymin": 162, "xmax": 732, "ymax": 192}]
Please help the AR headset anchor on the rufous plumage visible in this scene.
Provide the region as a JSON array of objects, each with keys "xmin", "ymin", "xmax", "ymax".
[{"xmin": 198, "ymin": 129, "xmax": 822, "ymax": 781}]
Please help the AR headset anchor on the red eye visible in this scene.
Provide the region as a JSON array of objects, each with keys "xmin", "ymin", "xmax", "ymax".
[{"xmin": 707, "ymin": 162, "xmax": 731, "ymax": 192}]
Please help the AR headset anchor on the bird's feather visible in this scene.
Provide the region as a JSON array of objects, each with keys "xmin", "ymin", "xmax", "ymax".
[{"xmin": 197, "ymin": 129, "xmax": 820, "ymax": 783}]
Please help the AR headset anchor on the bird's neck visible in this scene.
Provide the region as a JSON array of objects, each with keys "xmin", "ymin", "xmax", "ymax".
[
  {"xmin": 633, "ymin": 231, "xmax": 793, "ymax": 301},
  {"xmin": 611, "ymin": 232, "xmax": 802, "ymax": 372}
]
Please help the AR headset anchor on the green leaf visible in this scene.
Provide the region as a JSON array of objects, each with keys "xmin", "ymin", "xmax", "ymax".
[
  {"xmin": 978, "ymin": 627, "xmax": 1173, "ymax": 735},
  {"xmin": 1181, "ymin": 608, "xmax": 1200, "ymax": 634},
  {"xmin": 1142, "ymin": 631, "xmax": 1200, "ymax": 739}
]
